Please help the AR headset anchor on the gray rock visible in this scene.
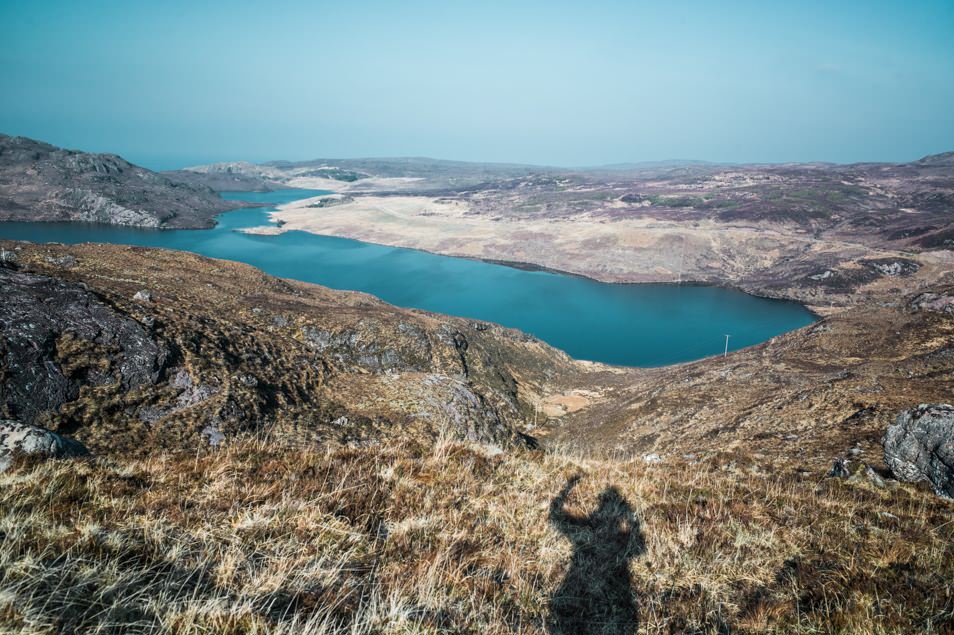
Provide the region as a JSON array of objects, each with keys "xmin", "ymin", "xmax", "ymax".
[
  {"xmin": 201, "ymin": 425, "xmax": 225, "ymax": 448},
  {"xmin": 235, "ymin": 373, "xmax": 258, "ymax": 387},
  {"xmin": 44, "ymin": 254, "xmax": 77, "ymax": 268},
  {"xmin": 867, "ymin": 260, "xmax": 919, "ymax": 277},
  {"xmin": 829, "ymin": 457, "xmax": 888, "ymax": 488},
  {"xmin": 137, "ymin": 369, "xmax": 219, "ymax": 424},
  {"xmin": 909, "ymin": 292, "xmax": 954, "ymax": 316},
  {"xmin": 420, "ymin": 374, "xmax": 518, "ymax": 446},
  {"xmin": 828, "ymin": 457, "xmax": 852, "ymax": 478},
  {"xmin": 860, "ymin": 258, "xmax": 920, "ymax": 278},
  {"xmin": 133, "ymin": 289, "xmax": 152, "ymax": 302},
  {"xmin": 173, "ymin": 369, "xmax": 218, "ymax": 409},
  {"xmin": 0, "ymin": 419, "xmax": 89, "ymax": 472},
  {"xmin": 883, "ymin": 404, "xmax": 954, "ymax": 499},
  {"xmin": 0, "ymin": 248, "xmax": 19, "ymax": 268},
  {"xmin": 300, "ymin": 322, "xmax": 433, "ymax": 373},
  {"xmin": 848, "ymin": 464, "xmax": 887, "ymax": 489},
  {"xmin": 0, "ymin": 268, "xmax": 168, "ymax": 424}
]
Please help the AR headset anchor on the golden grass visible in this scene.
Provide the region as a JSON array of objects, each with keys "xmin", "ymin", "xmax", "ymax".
[{"xmin": 1, "ymin": 437, "xmax": 952, "ymax": 634}]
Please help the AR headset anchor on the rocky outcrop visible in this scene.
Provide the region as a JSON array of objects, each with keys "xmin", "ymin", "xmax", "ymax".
[
  {"xmin": 301, "ymin": 321, "xmax": 435, "ymax": 373},
  {"xmin": 163, "ymin": 163, "xmax": 285, "ymax": 192},
  {"xmin": 909, "ymin": 291, "xmax": 954, "ymax": 316},
  {"xmin": 0, "ymin": 242, "xmax": 583, "ymax": 454},
  {"xmin": 883, "ymin": 404, "xmax": 954, "ymax": 499},
  {"xmin": 419, "ymin": 374, "xmax": 523, "ymax": 446},
  {"xmin": 0, "ymin": 419, "xmax": 88, "ymax": 472},
  {"xmin": 0, "ymin": 266, "xmax": 168, "ymax": 425},
  {"xmin": 0, "ymin": 134, "xmax": 242, "ymax": 228},
  {"xmin": 827, "ymin": 457, "xmax": 889, "ymax": 489}
]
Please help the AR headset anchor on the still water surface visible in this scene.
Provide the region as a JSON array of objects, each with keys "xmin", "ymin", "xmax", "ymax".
[{"xmin": 0, "ymin": 189, "xmax": 815, "ymax": 366}]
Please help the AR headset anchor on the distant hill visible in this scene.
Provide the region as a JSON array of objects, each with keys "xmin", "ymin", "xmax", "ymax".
[
  {"xmin": 915, "ymin": 151, "xmax": 954, "ymax": 167},
  {"xmin": 173, "ymin": 156, "xmax": 558, "ymax": 192},
  {"xmin": 0, "ymin": 134, "xmax": 241, "ymax": 228},
  {"xmin": 164, "ymin": 161, "xmax": 288, "ymax": 193},
  {"xmin": 589, "ymin": 159, "xmax": 721, "ymax": 170}
]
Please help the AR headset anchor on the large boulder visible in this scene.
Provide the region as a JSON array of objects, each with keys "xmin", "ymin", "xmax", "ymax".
[
  {"xmin": 908, "ymin": 291, "xmax": 954, "ymax": 316},
  {"xmin": 0, "ymin": 419, "xmax": 89, "ymax": 472},
  {"xmin": 0, "ymin": 267, "xmax": 168, "ymax": 424},
  {"xmin": 883, "ymin": 404, "xmax": 954, "ymax": 499}
]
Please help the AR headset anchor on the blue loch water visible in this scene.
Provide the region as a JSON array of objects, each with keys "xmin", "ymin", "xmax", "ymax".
[{"xmin": 0, "ymin": 189, "xmax": 815, "ymax": 366}]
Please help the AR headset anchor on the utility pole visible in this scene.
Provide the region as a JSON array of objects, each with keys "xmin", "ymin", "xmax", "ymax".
[{"xmin": 723, "ymin": 334, "xmax": 730, "ymax": 358}]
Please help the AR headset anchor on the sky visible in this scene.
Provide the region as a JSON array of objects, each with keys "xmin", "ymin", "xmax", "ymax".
[{"xmin": 1, "ymin": 0, "xmax": 953, "ymax": 170}]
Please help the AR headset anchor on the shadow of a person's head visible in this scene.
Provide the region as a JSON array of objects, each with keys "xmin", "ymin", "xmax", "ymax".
[
  {"xmin": 593, "ymin": 487, "xmax": 639, "ymax": 544},
  {"xmin": 548, "ymin": 480, "xmax": 644, "ymax": 633}
]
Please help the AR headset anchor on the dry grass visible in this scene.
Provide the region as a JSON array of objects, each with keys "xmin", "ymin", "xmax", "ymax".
[{"xmin": 1, "ymin": 437, "xmax": 952, "ymax": 634}]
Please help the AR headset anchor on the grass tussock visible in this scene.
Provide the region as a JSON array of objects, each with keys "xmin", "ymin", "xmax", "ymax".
[{"xmin": 1, "ymin": 438, "xmax": 952, "ymax": 634}]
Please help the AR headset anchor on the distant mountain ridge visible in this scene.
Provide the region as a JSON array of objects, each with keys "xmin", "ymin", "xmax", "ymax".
[
  {"xmin": 915, "ymin": 151, "xmax": 954, "ymax": 167},
  {"xmin": 0, "ymin": 134, "xmax": 243, "ymax": 228},
  {"xmin": 174, "ymin": 151, "xmax": 954, "ymax": 194}
]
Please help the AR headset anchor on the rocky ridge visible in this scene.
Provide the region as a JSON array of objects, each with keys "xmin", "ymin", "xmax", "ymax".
[
  {"xmin": 0, "ymin": 134, "xmax": 246, "ymax": 228},
  {"xmin": 2, "ymin": 240, "xmax": 952, "ymax": 482},
  {"xmin": 0, "ymin": 241, "xmax": 581, "ymax": 454}
]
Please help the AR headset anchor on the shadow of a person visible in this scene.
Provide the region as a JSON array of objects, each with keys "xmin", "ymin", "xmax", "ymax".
[{"xmin": 548, "ymin": 475, "xmax": 644, "ymax": 634}]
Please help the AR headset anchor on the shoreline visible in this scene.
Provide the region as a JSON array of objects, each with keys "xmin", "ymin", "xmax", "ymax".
[
  {"xmin": 241, "ymin": 199, "xmax": 842, "ymax": 314},
  {"xmin": 468, "ymin": 255, "xmax": 827, "ymax": 317},
  {"xmin": 5, "ymin": 184, "xmax": 928, "ymax": 323},
  {"xmin": 241, "ymin": 191, "xmax": 952, "ymax": 318}
]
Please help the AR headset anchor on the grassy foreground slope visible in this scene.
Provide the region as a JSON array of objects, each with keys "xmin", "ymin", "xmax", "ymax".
[
  {"xmin": 0, "ymin": 241, "xmax": 952, "ymax": 633},
  {"xmin": 3, "ymin": 436, "xmax": 952, "ymax": 633}
]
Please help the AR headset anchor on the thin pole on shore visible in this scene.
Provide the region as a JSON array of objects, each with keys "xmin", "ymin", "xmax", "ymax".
[{"xmin": 723, "ymin": 334, "xmax": 730, "ymax": 358}]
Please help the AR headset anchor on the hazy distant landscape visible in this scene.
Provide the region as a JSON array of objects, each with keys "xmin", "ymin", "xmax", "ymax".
[
  {"xmin": 201, "ymin": 150, "xmax": 954, "ymax": 311},
  {"xmin": 2, "ymin": 1, "xmax": 953, "ymax": 633}
]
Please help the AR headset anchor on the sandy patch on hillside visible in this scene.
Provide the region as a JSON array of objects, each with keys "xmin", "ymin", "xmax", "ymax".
[
  {"xmin": 243, "ymin": 194, "xmax": 821, "ymax": 284},
  {"xmin": 240, "ymin": 192, "xmax": 936, "ymax": 311},
  {"xmin": 539, "ymin": 390, "xmax": 602, "ymax": 417},
  {"xmin": 283, "ymin": 176, "xmax": 427, "ymax": 192}
]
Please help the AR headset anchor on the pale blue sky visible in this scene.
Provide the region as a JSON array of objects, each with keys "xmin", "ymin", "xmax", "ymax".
[{"xmin": 1, "ymin": 0, "xmax": 952, "ymax": 169}]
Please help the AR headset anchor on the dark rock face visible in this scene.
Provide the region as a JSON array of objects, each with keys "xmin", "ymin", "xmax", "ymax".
[
  {"xmin": 300, "ymin": 321, "xmax": 438, "ymax": 374},
  {"xmin": 909, "ymin": 291, "xmax": 954, "ymax": 316},
  {"xmin": 828, "ymin": 457, "xmax": 888, "ymax": 489},
  {"xmin": 421, "ymin": 375, "xmax": 515, "ymax": 446},
  {"xmin": 0, "ymin": 419, "xmax": 89, "ymax": 472},
  {"xmin": 883, "ymin": 404, "xmax": 954, "ymax": 499},
  {"xmin": 162, "ymin": 166, "xmax": 283, "ymax": 193},
  {"xmin": 0, "ymin": 134, "xmax": 237, "ymax": 228},
  {"xmin": 0, "ymin": 267, "xmax": 168, "ymax": 424},
  {"xmin": 859, "ymin": 258, "xmax": 920, "ymax": 278}
]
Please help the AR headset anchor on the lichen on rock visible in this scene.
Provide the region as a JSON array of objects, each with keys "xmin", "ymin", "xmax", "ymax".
[
  {"xmin": 883, "ymin": 404, "xmax": 954, "ymax": 499},
  {"xmin": 0, "ymin": 419, "xmax": 89, "ymax": 472}
]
